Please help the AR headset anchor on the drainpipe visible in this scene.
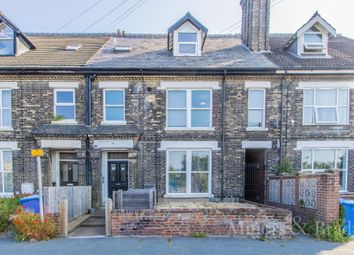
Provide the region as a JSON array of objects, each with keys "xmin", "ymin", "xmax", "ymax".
[
  {"xmin": 221, "ymin": 69, "xmax": 227, "ymax": 201},
  {"xmin": 85, "ymin": 74, "xmax": 96, "ymax": 186},
  {"xmin": 140, "ymin": 69, "xmax": 145, "ymax": 188},
  {"xmin": 279, "ymin": 70, "xmax": 288, "ymax": 163}
]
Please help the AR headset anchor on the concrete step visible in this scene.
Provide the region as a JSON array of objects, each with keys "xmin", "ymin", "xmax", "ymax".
[{"xmin": 90, "ymin": 207, "xmax": 105, "ymax": 217}]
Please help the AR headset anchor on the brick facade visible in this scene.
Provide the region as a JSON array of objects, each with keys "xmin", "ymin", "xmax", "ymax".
[{"xmin": 0, "ymin": 74, "xmax": 352, "ymax": 208}]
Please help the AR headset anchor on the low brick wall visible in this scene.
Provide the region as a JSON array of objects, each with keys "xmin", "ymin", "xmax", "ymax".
[
  {"xmin": 267, "ymin": 172, "xmax": 340, "ymax": 224},
  {"xmin": 111, "ymin": 205, "xmax": 292, "ymax": 239}
]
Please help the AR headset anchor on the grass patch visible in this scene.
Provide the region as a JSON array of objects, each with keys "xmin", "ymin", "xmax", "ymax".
[
  {"xmin": 190, "ymin": 232, "xmax": 208, "ymax": 238},
  {"xmin": 294, "ymin": 207, "xmax": 352, "ymax": 243}
]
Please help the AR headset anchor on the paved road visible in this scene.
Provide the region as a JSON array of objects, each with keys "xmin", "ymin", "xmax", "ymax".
[{"xmin": 1, "ymin": 235, "xmax": 353, "ymax": 255}]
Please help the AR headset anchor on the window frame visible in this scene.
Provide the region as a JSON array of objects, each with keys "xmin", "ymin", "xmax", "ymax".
[
  {"xmin": 0, "ymin": 24, "xmax": 16, "ymax": 56},
  {"xmin": 247, "ymin": 89, "xmax": 266, "ymax": 129},
  {"xmin": 177, "ymin": 32, "xmax": 198, "ymax": 56},
  {"xmin": 53, "ymin": 89, "xmax": 76, "ymax": 123},
  {"xmin": 303, "ymin": 88, "xmax": 350, "ymax": 125},
  {"xmin": 301, "ymin": 148, "xmax": 348, "ymax": 192},
  {"xmin": 166, "ymin": 89, "xmax": 213, "ymax": 130},
  {"xmin": 103, "ymin": 89, "xmax": 126, "ymax": 124},
  {"xmin": 302, "ymin": 31, "xmax": 326, "ymax": 55},
  {"xmin": 0, "ymin": 89, "xmax": 12, "ymax": 128},
  {"xmin": 0, "ymin": 150, "xmax": 13, "ymax": 196},
  {"xmin": 166, "ymin": 149, "xmax": 212, "ymax": 197}
]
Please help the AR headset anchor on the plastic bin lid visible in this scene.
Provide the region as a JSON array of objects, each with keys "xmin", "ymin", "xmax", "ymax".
[
  {"xmin": 339, "ymin": 198, "xmax": 354, "ymax": 205},
  {"xmin": 19, "ymin": 194, "xmax": 39, "ymax": 202}
]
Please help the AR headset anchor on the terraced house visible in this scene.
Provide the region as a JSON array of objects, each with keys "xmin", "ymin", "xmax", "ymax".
[{"xmin": 0, "ymin": 0, "xmax": 354, "ymax": 208}]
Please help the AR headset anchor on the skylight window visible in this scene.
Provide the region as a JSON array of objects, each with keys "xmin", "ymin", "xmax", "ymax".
[
  {"xmin": 64, "ymin": 44, "xmax": 81, "ymax": 51},
  {"xmin": 178, "ymin": 32, "xmax": 198, "ymax": 55},
  {"xmin": 114, "ymin": 46, "xmax": 132, "ymax": 52},
  {"xmin": 0, "ymin": 22, "xmax": 15, "ymax": 56}
]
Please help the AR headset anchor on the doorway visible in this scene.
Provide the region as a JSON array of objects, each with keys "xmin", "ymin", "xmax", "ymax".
[
  {"xmin": 107, "ymin": 152, "xmax": 129, "ymax": 199},
  {"xmin": 59, "ymin": 152, "xmax": 79, "ymax": 186},
  {"xmin": 244, "ymin": 149, "xmax": 266, "ymax": 203}
]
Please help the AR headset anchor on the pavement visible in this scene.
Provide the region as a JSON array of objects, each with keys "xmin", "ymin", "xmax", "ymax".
[
  {"xmin": 68, "ymin": 217, "xmax": 105, "ymax": 237},
  {"xmin": 1, "ymin": 234, "xmax": 354, "ymax": 255}
]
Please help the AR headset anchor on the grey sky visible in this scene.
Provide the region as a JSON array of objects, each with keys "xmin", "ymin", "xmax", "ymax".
[{"xmin": 1, "ymin": 0, "xmax": 354, "ymax": 37}]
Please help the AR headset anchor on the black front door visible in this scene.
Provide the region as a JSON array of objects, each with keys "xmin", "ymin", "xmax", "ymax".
[
  {"xmin": 60, "ymin": 161, "xmax": 79, "ymax": 186},
  {"xmin": 108, "ymin": 161, "xmax": 128, "ymax": 198}
]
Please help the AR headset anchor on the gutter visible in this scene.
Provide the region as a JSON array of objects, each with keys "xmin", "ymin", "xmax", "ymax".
[
  {"xmin": 220, "ymin": 69, "xmax": 227, "ymax": 201},
  {"xmin": 0, "ymin": 67, "xmax": 277, "ymax": 76},
  {"xmin": 86, "ymin": 74, "xmax": 96, "ymax": 126},
  {"xmin": 276, "ymin": 69, "xmax": 354, "ymax": 75}
]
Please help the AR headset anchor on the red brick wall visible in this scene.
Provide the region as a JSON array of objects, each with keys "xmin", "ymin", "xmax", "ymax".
[
  {"xmin": 267, "ymin": 172, "xmax": 340, "ymax": 224},
  {"xmin": 111, "ymin": 206, "xmax": 292, "ymax": 239}
]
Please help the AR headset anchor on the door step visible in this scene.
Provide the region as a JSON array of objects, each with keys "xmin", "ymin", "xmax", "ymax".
[{"xmin": 90, "ymin": 207, "xmax": 105, "ymax": 217}]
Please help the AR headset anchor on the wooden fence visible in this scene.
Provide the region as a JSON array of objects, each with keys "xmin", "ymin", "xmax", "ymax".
[{"xmin": 43, "ymin": 186, "xmax": 92, "ymax": 221}]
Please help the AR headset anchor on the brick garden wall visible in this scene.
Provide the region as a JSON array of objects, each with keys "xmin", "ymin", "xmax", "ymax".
[
  {"xmin": 267, "ymin": 172, "xmax": 340, "ymax": 224},
  {"xmin": 111, "ymin": 206, "xmax": 292, "ymax": 239}
]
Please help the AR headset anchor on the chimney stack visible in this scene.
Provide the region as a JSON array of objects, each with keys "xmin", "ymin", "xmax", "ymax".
[{"xmin": 240, "ymin": 0, "xmax": 270, "ymax": 52}]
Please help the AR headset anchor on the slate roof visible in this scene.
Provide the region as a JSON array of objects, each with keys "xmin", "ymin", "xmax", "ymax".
[
  {"xmin": 32, "ymin": 124, "xmax": 141, "ymax": 136},
  {"xmin": 0, "ymin": 33, "xmax": 353, "ymax": 70},
  {"xmin": 0, "ymin": 34, "xmax": 110, "ymax": 68},
  {"xmin": 32, "ymin": 125, "xmax": 88, "ymax": 136},
  {"xmin": 87, "ymin": 34, "xmax": 277, "ymax": 70},
  {"xmin": 267, "ymin": 34, "xmax": 354, "ymax": 70}
]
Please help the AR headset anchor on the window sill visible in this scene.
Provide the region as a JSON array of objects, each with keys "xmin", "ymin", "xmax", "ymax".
[
  {"xmin": 165, "ymin": 127, "xmax": 215, "ymax": 132},
  {"xmin": 246, "ymin": 127, "xmax": 269, "ymax": 132},
  {"xmin": 302, "ymin": 123, "xmax": 350, "ymax": 126},
  {"xmin": 164, "ymin": 194, "xmax": 214, "ymax": 199},
  {"xmin": 340, "ymin": 191, "xmax": 351, "ymax": 194},
  {"xmin": 0, "ymin": 127, "xmax": 14, "ymax": 132},
  {"xmin": 51, "ymin": 120, "xmax": 77, "ymax": 125},
  {"xmin": 101, "ymin": 121, "xmax": 127, "ymax": 125}
]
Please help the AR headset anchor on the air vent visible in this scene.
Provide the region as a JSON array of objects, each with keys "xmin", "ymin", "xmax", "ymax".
[
  {"xmin": 114, "ymin": 46, "xmax": 132, "ymax": 52},
  {"xmin": 64, "ymin": 44, "xmax": 81, "ymax": 51}
]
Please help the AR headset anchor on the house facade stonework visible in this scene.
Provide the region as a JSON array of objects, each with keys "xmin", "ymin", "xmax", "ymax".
[{"xmin": 0, "ymin": 0, "xmax": 354, "ymax": 207}]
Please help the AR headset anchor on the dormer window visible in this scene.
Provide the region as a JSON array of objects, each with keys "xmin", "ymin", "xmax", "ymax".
[
  {"xmin": 283, "ymin": 12, "xmax": 336, "ymax": 58},
  {"xmin": 0, "ymin": 23, "xmax": 15, "ymax": 56},
  {"xmin": 0, "ymin": 12, "xmax": 36, "ymax": 56},
  {"xmin": 178, "ymin": 32, "xmax": 198, "ymax": 55},
  {"xmin": 167, "ymin": 12, "xmax": 208, "ymax": 57}
]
